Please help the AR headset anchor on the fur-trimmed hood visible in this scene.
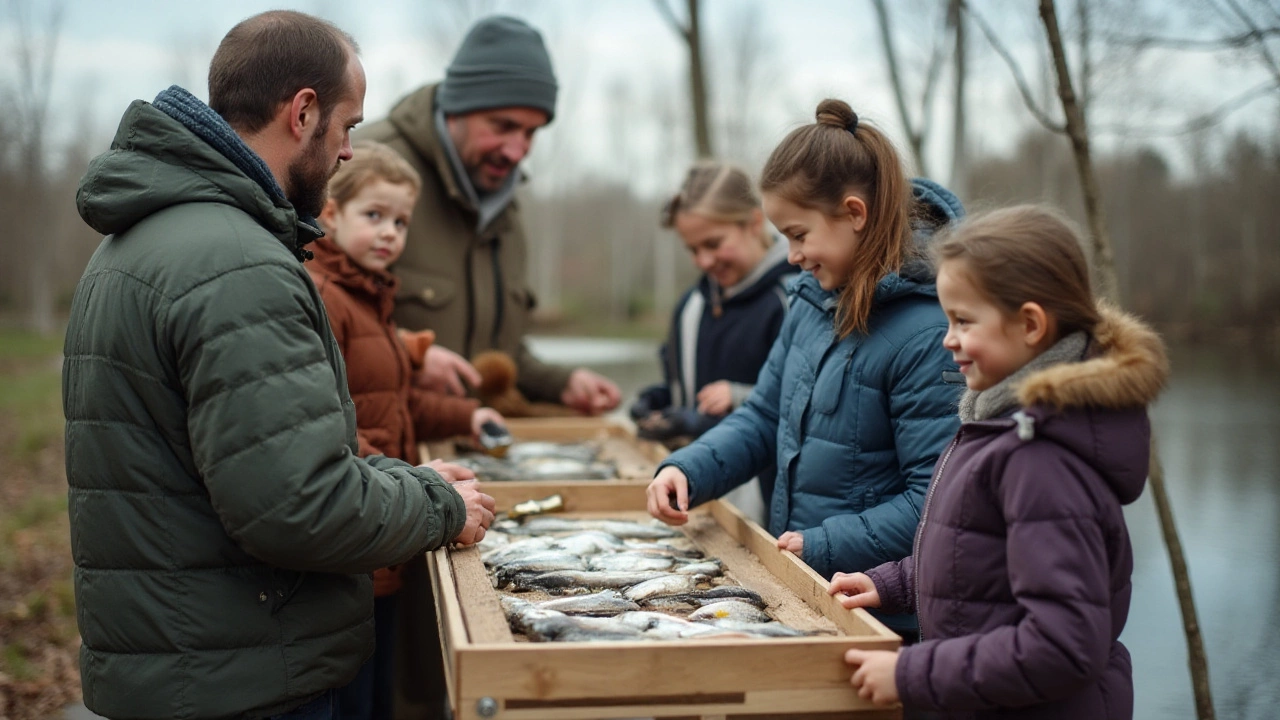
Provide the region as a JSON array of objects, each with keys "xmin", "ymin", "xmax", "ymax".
[
  {"xmin": 967, "ymin": 303, "xmax": 1169, "ymax": 506},
  {"xmin": 1019, "ymin": 302, "xmax": 1169, "ymax": 410}
]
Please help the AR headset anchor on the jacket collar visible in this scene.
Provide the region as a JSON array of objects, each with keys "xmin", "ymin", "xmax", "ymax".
[{"xmin": 308, "ymin": 237, "xmax": 399, "ymax": 322}]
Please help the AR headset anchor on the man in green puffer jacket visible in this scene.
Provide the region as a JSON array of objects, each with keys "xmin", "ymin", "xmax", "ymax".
[{"xmin": 63, "ymin": 11, "xmax": 495, "ymax": 720}]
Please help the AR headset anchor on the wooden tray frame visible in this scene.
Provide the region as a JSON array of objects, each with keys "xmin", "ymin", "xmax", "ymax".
[{"xmin": 427, "ymin": 483, "xmax": 903, "ymax": 720}]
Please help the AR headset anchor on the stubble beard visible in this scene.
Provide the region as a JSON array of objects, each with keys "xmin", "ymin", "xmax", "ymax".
[{"xmin": 287, "ymin": 119, "xmax": 339, "ymax": 219}]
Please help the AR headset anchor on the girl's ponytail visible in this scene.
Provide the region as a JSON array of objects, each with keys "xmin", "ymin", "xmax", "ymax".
[{"xmin": 761, "ymin": 99, "xmax": 912, "ymax": 338}]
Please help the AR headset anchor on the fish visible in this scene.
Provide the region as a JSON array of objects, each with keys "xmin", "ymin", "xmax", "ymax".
[
  {"xmin": 640, "ymin": 585, "xmax": 768, "ymax": 611},
  {"xmin": 622, "ymin": 574, "xmax": 706, "ymax": 602},
  {"xmin": 536, "ymin": 590, "xmax": 641, "ymax": 616},
  {"xmin": 515, "ymin": 457, "xmax": 617, "ymax": 480},
  {"xmin": 709, "ymin": 620, "xmax": 810, "ymax": 638},
  {"xmin": 614, "ymin": 611, "xmax": 756, "ymax": 640},
  {"xmin": 689, "ymin": 600, "xmax": 773, "ymax": 624},
  {"xmin": 481, "ymin": 536, "xmax": 557, "ymax": 566},
  {"xmin": 509, "ymin": 517, "xmax": 682, "ymax": 540},
  {"xmin": 588, "ymin": 553, "xmax": 677, "ymax": 573},
  {"xmin": 508, "ymin": 570, "xmax": 670, "ymax": 593},
  {"xmin": 505, "ymin": 442, "xmax": 600, "ymax": 464},
  {"xmin": 623, "ymin": 540, "xmax": 704, "ymax": 558},
  {"xmin": 492, "ymin": 551, "xmax": 589, "ymax": 586},
  {"xmin": 551, "ymin": 531, "xmax": 629, "ymax": 556},
  {"xmin": 673, "ymin": 560, "xmax": 722, "ymax": 577}
]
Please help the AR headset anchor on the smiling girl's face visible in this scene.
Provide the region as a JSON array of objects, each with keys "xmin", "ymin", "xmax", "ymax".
[
  {"xmin": 320, "ymin": 179, "xmax": 416, "ymax": 273},
  {"xmin": 762, "ymin": 192, "xmax": 861, "ymax": 291}
]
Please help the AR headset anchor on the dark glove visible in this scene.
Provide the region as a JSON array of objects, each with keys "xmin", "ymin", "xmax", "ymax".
[
  {"xmin": 636, "ymin": 407, "xmax": 719, "ymax": 442},
  {"xmin": 629, "ymin": 384, "xmax": 672, "ymax": 421}
]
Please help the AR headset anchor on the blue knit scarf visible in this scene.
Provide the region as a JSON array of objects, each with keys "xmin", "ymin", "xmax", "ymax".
[
  {"xmin": 153, "ymin": 85, "xmax": 286, "ymax": 201},
  {"xmin": 153, "ymin": 85, "xmax": 320, "ymax": 260}
]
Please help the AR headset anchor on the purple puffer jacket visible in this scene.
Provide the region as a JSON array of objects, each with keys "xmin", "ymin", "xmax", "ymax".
[{"xmin": 866, "ymin": 306, "xmax": 1168, "ymax": 720}]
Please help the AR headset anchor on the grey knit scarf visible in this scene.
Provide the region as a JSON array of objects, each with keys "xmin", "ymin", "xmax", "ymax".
[{"xmin": 958, "ymin": 331, "xmax": 1090, "ymax": 422}]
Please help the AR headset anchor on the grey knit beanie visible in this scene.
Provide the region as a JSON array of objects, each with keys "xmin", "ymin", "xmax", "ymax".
[{"xmin": 437, "ymin": 16, "xmax": 558, "ymax": 121}]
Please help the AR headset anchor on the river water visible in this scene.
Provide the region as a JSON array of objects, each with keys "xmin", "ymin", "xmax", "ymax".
[{"xmin": 529, "ymin": 336, "xmax": 1280, "ymax": 720}]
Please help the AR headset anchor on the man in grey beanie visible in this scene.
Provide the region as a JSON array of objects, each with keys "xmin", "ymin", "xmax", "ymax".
[
  {"xmin": 356, "ymin": 15, "xmax": 620, "ymax": 720},
  {"xmin": 359, "ymin": 16, "xmax": 620, "ymax": 416}
]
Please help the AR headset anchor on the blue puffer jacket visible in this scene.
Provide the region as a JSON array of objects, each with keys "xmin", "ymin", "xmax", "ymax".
[{"xmin": 659, "ymin": 179, "xmax": 964, "ymax": 583}]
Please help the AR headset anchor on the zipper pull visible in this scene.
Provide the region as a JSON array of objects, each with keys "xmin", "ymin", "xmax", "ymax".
[{"xmin": 1012, "ymin": 410, "xmax": 1036, "ymax": 441}]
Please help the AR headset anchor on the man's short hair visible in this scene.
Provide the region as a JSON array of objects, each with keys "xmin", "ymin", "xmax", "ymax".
[{"xmin": 209, "ymin": 10, "xmax": 359, "ymax": 134}]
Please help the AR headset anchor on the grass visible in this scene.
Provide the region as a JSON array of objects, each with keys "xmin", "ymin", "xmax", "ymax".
[{"xmin": 0, "ymin": 327, "xmax": 81, "ymax": 716}]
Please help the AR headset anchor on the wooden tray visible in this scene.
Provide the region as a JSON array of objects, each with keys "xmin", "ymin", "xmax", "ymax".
[
  {"xmin": 427, "ymin": 483, "xmax": 902, "ymax": 720},
  {"xmin": 423, "ymin": 416, "xmax": 669, "ymax": 482}
]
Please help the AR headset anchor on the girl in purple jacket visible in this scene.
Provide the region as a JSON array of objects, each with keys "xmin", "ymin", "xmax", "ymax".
[{"xmin": 829, "ymin": 205, "xmax": 1169, "ymax": 719}]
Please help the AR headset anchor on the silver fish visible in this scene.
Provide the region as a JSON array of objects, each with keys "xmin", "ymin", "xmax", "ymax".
[
  {"xmin": 673, "ymin": 560, "xmax": 722, "ymax": 577},
  {"xmin": 623, "ymin": 574, "xmax": 705, "ymax": 602},
  {"xmin": 493, "ymin": 552, "xmax": 589, "ymax": 585},
  {"xmin": 589, "ymin": 553, "xmax": 677, "ymax": 573},
  {"xmin": 509, "ymin": 570, "xmax": 669, "ymax": 593},
  {"xmin": 510, "ymin": 517, "xmax": 682, "ymax": 540},
  {"xmin": 505, "ymin": 441, "xmax": 599, "ymax": 464},
  {"xmin": 709, "ymin": 619, "xmax": 810, "ymax": 638},
  {"xmin": 689, "ymin": 600, "xmax": 773, "ymax": 624},
  {"xmin": 536, "ymin": 590, "xmax": 641, "ymax": 616},
  {"xmin": 524, "ymin": 614, "xmax": 647, "ymax": 642},
  {"xmin": 481, "ymin": 536, "xmax": 556, "ymax": 566},
  {"xmin": 551, "ymin": 531, "xmax": 628, "ymax": 556}
]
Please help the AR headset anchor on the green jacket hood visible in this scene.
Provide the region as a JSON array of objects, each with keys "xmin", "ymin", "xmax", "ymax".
[{"xmin": 76, "ymin": 99, "xmax": 302, "ymax": 248}]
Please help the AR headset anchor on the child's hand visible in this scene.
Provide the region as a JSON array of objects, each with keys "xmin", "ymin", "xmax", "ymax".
[
  {"xmin": 470, "ymin": 407, "xmax": 506, "ymax": 441},
  {"xmin": 646, "ymin": 467, "xmax": 690, "ymax": 525},
  {"xmin": 828, "ymin": 572, "xmax": 881, "ymax": 609},
  {"xmin": 845, "ymin": 649, "xmax": 900, "ymax": 706},
  {"xmin": 695, "ymin": 381, "xmax": 733, "ymax": 416},
  {"xmin": 419, "ymin": 345, "xmax": 481, "ymax": 396},
  {"xmin": 776, "ymin": 531, "xmax": 803, "ymax": 554}
]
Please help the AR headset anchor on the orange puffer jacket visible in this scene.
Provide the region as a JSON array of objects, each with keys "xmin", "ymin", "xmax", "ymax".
[{"xmin": 307, "ymin": 237, "xmax": 478, "ymax": 595}]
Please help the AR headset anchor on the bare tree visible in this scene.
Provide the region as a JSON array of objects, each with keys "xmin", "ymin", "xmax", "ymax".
[
  {"xmin": 949, "ymin": 0, "xmax": 969, "ymax": 197},
  {"xmin": 870, "ymin": 0, "xmax": 951, "ymax": 177},
  {"xmin": 653, "ymin": 0, "xmax": 713, "ymax": 158},
  {"xmin": 713, "ymin": 1, "xmax": 775, "ymax": 168},
  {"xmin": 7, "ymin": 0, "xmax": 65, "ymax": 335},
  {"xmin": 1039, "ymin": 2, "xmax": 1215, "ymax": 717}
]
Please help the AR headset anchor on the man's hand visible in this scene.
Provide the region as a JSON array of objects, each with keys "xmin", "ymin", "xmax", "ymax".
[
  {"xmin": 645, "ymin": 466, "xmax": 690, "ymax": 526},
  {"xmin": 828, "ymin": 572, "xmax": 881, "ymax": 609},
  {"xmin": 421, "ymin": 458, "xmax": 477, "ymax": 484},
  {"xmin": 560, "ymin": 368, "xmax": 621, "ymax": 415},
  {"xmin": 450, "ymin": 480, "xmax": 495, "ymax": 546},
  {"xmin": 418, "ymin": 345, "xmax": 481, "ymax": 397},
  {"xmin": 845, "ymin": 649, "xmax": 901, "ymax": 706},
  {"xmin": 696, "ymin": 380, "xmax": 733, "ymax": 416},
  {"xmin": 776, "ymin": 531, "xmax": 804, "ymax": 554}
]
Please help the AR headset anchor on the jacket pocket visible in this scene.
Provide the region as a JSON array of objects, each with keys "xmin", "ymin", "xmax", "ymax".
[{"xmin": 395, "ymin": 268, "xmax": 457, "ymax": 310}]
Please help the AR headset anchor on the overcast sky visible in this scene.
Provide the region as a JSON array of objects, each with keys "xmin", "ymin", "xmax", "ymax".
[{"xmin": 3, "ymin": 0, "xmax": 1276, "ymax": 194}]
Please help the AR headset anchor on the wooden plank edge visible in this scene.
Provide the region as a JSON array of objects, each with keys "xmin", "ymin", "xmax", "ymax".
[
  {"xmin": 704, "ymin": 501, "xmax": 902, "ymax": 643},
  {"xmin": 454, "ymin": 687, "xmax": 897, "ymax": 720}
]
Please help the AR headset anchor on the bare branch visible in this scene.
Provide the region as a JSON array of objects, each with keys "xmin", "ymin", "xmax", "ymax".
[
  {"xmin": 871, "ymin": 0, "xmax": 927, "ymax": 174},
  {"xmin": 1222, "ymin": 0, "xmax": 1280, "ymax": 87},
  {"xmin": 1093, "ymin": 79, "xmax": 1279, "ymax": 137},
  {"xmin": 651, "ymin": 0, "xmax": 688, "ymax": 39},
  {"xmin": 960, "ymin": 0, "xmax": 1066, "ymax": 133},
  {"xmin": 1107, "ymin": 26, "xmax": 1280, "ymax": 51}
]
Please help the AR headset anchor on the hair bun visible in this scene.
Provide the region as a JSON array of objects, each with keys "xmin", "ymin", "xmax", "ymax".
[{"xmin": 815, "ymin": 98, "xmax": 858, "ymax": 132}]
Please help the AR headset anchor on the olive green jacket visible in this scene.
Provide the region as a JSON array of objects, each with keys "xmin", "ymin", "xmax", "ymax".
[
  {"xmin": 356, "ymin": 84, "xmax": 572, "ymax": 402},
  {"xmin": 65, "ymin": 99, "xmax": 466, "ymax": 719}
]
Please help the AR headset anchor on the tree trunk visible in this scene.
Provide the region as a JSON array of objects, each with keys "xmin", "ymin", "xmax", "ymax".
[
  {"xmin": 1039, "ymin": 3, "xmax": 1216, "ymax": 719},
  {"xmin": 687, "ymin": 0, "xmax": 713, "ymax": 158},
  {"xmin": 872, "ymin": 0, "xmax": 928, "ymax": 176},
  {"xmin": 949, "ymin": 0, "xmax": 968, "ymax": 199}
]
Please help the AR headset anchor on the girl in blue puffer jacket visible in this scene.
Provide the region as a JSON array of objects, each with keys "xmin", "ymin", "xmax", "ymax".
[{"xmin": 646, "ymin": 98, "xmax": 963, "ymax": 638}]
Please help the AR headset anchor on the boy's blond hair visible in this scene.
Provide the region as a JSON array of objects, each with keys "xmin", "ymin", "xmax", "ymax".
[{"xmin": 327, "ymin": 140, "xmax": 421, "ymax": 206}]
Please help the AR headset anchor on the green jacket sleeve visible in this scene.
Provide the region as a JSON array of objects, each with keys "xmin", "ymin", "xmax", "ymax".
[{"xmin": 170, "ymin": 260, "xmax": 466, "ymax": 573}]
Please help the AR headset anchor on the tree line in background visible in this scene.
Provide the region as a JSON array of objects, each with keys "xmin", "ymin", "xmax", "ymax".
[{"xmin": 1, "ymin": 0, "xmax": 1278, "ymax": 352}]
